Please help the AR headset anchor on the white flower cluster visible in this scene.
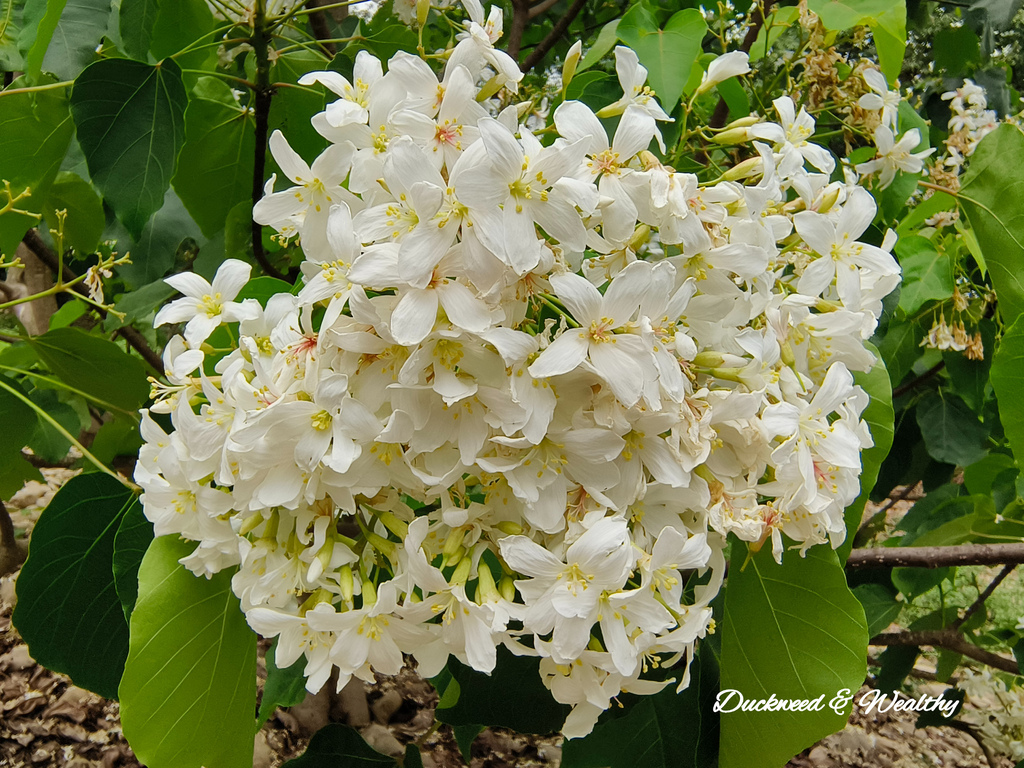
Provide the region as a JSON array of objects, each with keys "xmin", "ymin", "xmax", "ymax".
[
  {"xmin": 138, "ymin": 8, "xmax": 898, "ymax": 736},
  {"xmin": 941, "ymin": 79, "xmax": 1000, "ymax": 169},
  {"xmin": 958, "ymin": 667, "xmax": 1024, "ymax": 761}
]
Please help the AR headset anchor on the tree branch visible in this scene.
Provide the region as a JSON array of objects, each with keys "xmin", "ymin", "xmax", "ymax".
[
  {"xmin": 250, "ymin": 2, "xmax": 289, "ymax": 282},
  {"xmin": 305, "ymin": 0, "xmax": 337, "ymax": 56},
  {"xmin": 519, "ymin": 0, "xmax": 588, "ymax": 72},
  {"xmin": 507, "ymin": 0, "xmax": 530, "ymax": 62},
  {"xmin": 529, "ymin": 0, "xmax": 560, "ymax": 19},
  {"xmin": 847, "ymin": 543, "xmax": 1024, "ymax": 570},
  {"xmin": 870, "ymin": 629, "xmax": 1020, "ymax": 675},
  {"xmin": 892, "ymin": 360, "xmax": 945, "ymax": 398},
  {"xmin": 954, "ymin": 564, "xmax": 1016, "ymax": 630},
  {"xmin": 21, "ymin": 230, "xmax": 165, "ymax": 375}
]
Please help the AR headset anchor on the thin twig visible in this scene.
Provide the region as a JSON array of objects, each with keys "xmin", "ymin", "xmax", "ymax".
[
  {"xmin": 21, "ymin": 230, "xmax": 165, "ymax": 375},
  {"xmin": 954, "ymin": 564, "xmax": 1017, "ymax": 630},
  {"xmin": 529, "ymin": 0, "xmax": 559, "ymax": 19},
  {"xmin": 892, "ymin": 361, "xmax": 945, "ymax": 398},
  {"xmin": 519, "ymin": 0, "xmax": 588, "ymax": 72},
  {"xmin": 870, "ymin": 629, "xmax": 1020, "ymax": 675},
  {"xmin": 853, "ymin": 484, "xmax": 919, "ymax": 548},
  {"xmin": 847, "ymin": 543, "xmax": 1024, "ymax": 570}
]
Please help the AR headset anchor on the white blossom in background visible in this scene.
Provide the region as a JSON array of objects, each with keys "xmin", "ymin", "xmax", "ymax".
[{"xmin": 139, "ymin": 4, "xmax": 900, "ymax": 738}]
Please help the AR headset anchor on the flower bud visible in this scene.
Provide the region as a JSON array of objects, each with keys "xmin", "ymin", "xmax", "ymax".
[
  {"xmin": 561, "ymin": 41, "xmax": 583, "ymax": 95},
  {"xmin": 362, "ymin": 578, "xmax": 378, "ymax": 607},
  {"xmin": 495, "ymin": 521, "xmax": 523, "ymax": 536},
  {"xmin": 476, "ymin": 562, "xmax": 500, "ymax": 602},
  {"xmin": 339, "ymin": 565, "xmax": 354, "ymax": 602},
  {"xmin": 416, "ymin": 0, "xmax": 430, "ymax": 27},
  {"xmin": 711, "ymin": 127, "xmax": 752, "ymax": 145},
  {"xmin": 451, "ymin": 556, "xmax": 473, "ymax": 585},
  {"xmin": 719, "ymin": 156, "xmax": 763, "ymax": 181},
  {"xmin": 499, "ymin": 575, "xmax": 517, "ymax": 602},
  {"xmin": 378, "ymin": 509, "xmax": 409, "ymax": 539}
]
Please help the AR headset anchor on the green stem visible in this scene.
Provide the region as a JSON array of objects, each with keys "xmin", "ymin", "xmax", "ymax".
[
  {"xmin": 0, "ymin": 377, "xmax": 131, "ymax": 487},
  {"xmin": 0, "ymin": 80, "xmax": 73, "ymax": 98}
]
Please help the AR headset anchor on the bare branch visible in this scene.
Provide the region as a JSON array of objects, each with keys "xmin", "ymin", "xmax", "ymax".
[
  {"xmin": 954, "ymin": 564, "xmax": 1016, "ymax": 630},
  {"xmin": 871, "ymin": 629, "xmax": 1020, "ymax": 675},
  {"xmin": 507, "ymin": 0, "xmax": 530, "ymax": 61},
  {"xmin": 847, "ymin": 543, "xmax": 1024, "ymax": 570},
  {"xmin": 529, "ymin": 0, "xmax": 560, "ymax": 19},
  {"xmin": 520, "ymin": 0, "xmax": 588, "ymax": 72}
]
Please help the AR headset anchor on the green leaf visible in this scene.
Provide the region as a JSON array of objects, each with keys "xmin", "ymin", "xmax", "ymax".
[
  {"xmin": 838, "ymin": 346, "xmax": 893, "ymax": 563},
  {"xmin": 43, "ymin": 171, "xmax": 104, "ymax": 254},
  {"xmin": 173, "ymin": 77, "xmax": 256, "ymax": 238},
  {"xmin": 959, "ymin": 124, "xmax": 1024, "ymax": 323},
  {"xmin": 876, "ymin": 318, "xmax": 923, "ymax": 387},
  {"xmin": 964, "ymin": 453, "xmax": 1016, "ymax": 496},
  {"xmin": 34, "ymin": 0, "xmax": 111, "ymax": 80},
  {"xmin": 0, "ymin": 75, "xmax": 74, "ymax": 258},
  {"xmin": 12, "ymin": 474, "xmax": 137, "ymax": 699},
  {"xmin": 107, "ymin": 279, "xmax": 175, "ymax": 330},
  {"xmin": 719, "ymin": 544, "xmax": 868, "ymax": 768},
  {"xmin": 17, "ymin": 0, "xmax": 65, "ymax": 79},
  {"xmin": 934, "ymin": 26, "xmax": 981, "ymax": 75},
  {"xmin": 577, "ymin": 18, "xmax": 619, "ymax": 71},
  {"xmin": 562, "ymin": 645, "xmax": 719, "ymax": 768},
  {"xmin": 238, "ymin": 276, "xmax": 294, "ymax": 306},
  {"xmin": 565, "ymin": 70, "xmax": 617, "ymax": 110},
  {"xmin": 806, "ymin": 0, "xmax": 906, "ymax": 80},
  {"xmin": 0, "ymin": 0, "xmax": 26, "ymax": 70},
  {"xmin": 434, "ymin": 646, "xmax": 571, "ymax": 734},
  {"xmin": 892, "ymin": 566, "xmax": 951, "ymax": 599},
  {"xmin": 915, "ymin": 393, "xmax": 990, "ymax": 467},
  {"xmin": 120, "ymin": 0, "xmax": 160, "ymax": 60},
  {"xmin": 616, "ymin": 6, "xmax": 707, "ymax": 113},
  {"xmin": 895, "ymin": 236, "xmax": 954, "ymax": 314},
  {"xmin": 28, "ymin": 326, "xmax": 150, "ymax": 412},
  {"xmin": 0, "ymin": 378, "xmax": 41, "ymax": 497},
  {"xmin": 852, "ymin": 583, "xmax": 902, "ymax": 637},
  {"xmin": 258, "ymin": 639, "xmax": 308, "ymax": 728},
  {"xmin": 113, "ymin": 186, "xmax": 205, "ymax": 288},
  {"xmin": 111, "ymin": 500, "xmax": 153, "ymax": 618},
  {"xmin": 896, "ymin": 191, "xmax": 956, "ymax": 236},
  {"xmin": 281, "ymin": 724, "xmax": 393, "ymax": 767},
  {"xmin": 71, "ymin": 58, "xmax": 188, "ymax": 239},
  {"xmin": 269, "ymin": 49, "xmax": 329, "ymax": 171},
  {"xmin": 992, "ymin": 315, "xmax": 1024, "ymax": 465},
  {"xmin": 872, "ymin": 5, "xmax": 906, "ymax": 82},
  {"xmin": 120, "ymin": 536, "xmax": 256, "ymax": 768},
  {"xmin": 149, "ymin": 0, "xmax": 214, "ymax": 68}
]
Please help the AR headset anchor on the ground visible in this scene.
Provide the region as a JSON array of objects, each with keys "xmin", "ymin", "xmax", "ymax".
[{"xmin": 0, "ymin": 476, "xmax": 1014, "ymax": 768}]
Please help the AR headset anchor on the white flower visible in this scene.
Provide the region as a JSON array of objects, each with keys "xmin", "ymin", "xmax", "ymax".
[
  {"xmin": 154, "ymin": 260, "xmax": 259, "ymax": 346},
  {"xmin": 857, "ymin": 68, "xmax": 900, "ymax": 131},
  {"xmin": 697, "ymin": 51, "xmax": 750, "ymax": 95},
  {"xmin": 529, "ymin": 263, "xmax": 658, "ymax": 408},
  {"xmin": 499, "ymin": 517, "xmax": 636, "ymax": 663},
  {"xmin": 856, "ymin": 126, "xmax": 935, "ymax": 188}
]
